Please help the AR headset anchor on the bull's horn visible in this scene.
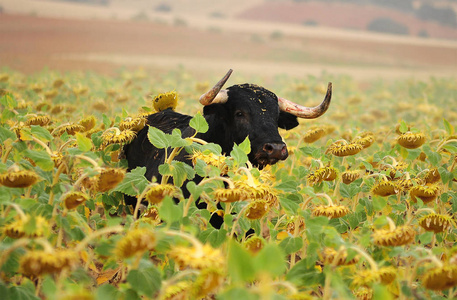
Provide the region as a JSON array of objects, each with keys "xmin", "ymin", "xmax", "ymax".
[
  {"xmin": 199, "ymin": 69, "xmax": 232, "ymax": 105},
  {"xmin": 278, "ymin": 82, "xmax": 332, "ymax": 119}
]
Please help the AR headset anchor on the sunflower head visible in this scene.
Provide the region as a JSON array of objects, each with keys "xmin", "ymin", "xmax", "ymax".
[
  {"xmin": 79, "ymin": 116, "xmax": 97, "ymax": 131},
  {"xmin": 0, "ymin": 170, "xmax": 41, "ymax": 188},
  {"xmin": 410, "ymin": 185, "xmax": 440, "ymax": 203},
  {"xmin": 373, "ymin": 225, "xmax": 416, "ymax": 247},
  {"xmin": 115, "ymin": 228, "xmax": 156, "ymax": 259},
  {"xmin": 52, "ymin": 123, "xmax": 85, "ymax": 136},
  {"xmin": 320, "ymin": 247, "xmax": 358, "ymax": 266},
  {"xmin": 342, "ymin": 170, "xmax": 361, "ymax": 184},
  {"xmin": 397, "ymin": 132, "xmax": 426, "ymax": 149},
  {"xmin": 101, "ymin": 128, "xmax": 136, "ymax": 146},
  {"xmin": 303, "ymin": 127, "xmax": 326, "ymax": 143},
  {"xmin": 328, "ymin": 141, "xmax": 363, "ymax": 157},
  {"xmin": 191, "ymin": 151, "xmax": 228, "ymax": 175},
  {"xmin": 119, "ymin": 116, "xmax": 147, "ymax": 132},
  {"xmin": 20, "ymin": 249, "xmax": 78, "ymax": 277},
  {"xmin": 152, "ymin": 91, "xmax": 179, "ymax": 112},
  {"xmin": 97, "ymin": 167, "xmax": 125, "ymax": 192},
  {"xmin": 313, "ymin": 205, "xmax": 350, "ymax": 219},
  {"xmin": 424, "ymin": 168, "xmax": 441, "ymax": 184},
  {"xmin": 4, "ymin": 215, "xmax": 49, "ymax": 239},
  {"xmin": 192, "ymin": 268, "xmax": 224, "ymax": 297},
  {"xmin": 144, "ymin": 184, "xmax": 177, "ymax": 204},
  {"xmin": 161, "ymin": 281, "xmax": 192, "ymax": 300},
  {"xmin": 307, "ymin": 166, "xmax": 338, "ymax": 185},
  {"xmin": 422, "ymin": 265, "xmax": 457, "ymax": 291},
  {"xmin": 245, "ymin": 200, "xmax": 270, "ymax": 220},
  {"xmin": 418, "ymin": 213, "xmax": 455, "ymax": 233},
  {"xmin": 243, "ymin": 236, "xmax": 265, "ymax": 254},
  {"xmin": 62, "ymin": 191, "xmax": 89, "ymax": 210},
  {"xmin": 372, "ymin": 181, "xmax": 399, "ymax": 197},
  {"xmin": 25, "ymin": 115, "xmax": 51, "ymax": 127},
  {"xmin": 169, "ymin": 244, "xmax": 223, "ymax": 270},
  {"xmin": 353, "ymin": 132, "xmax": 375, "ymax": 149},
  {"xmin": 213, "ymin": 187, "xmax": 248, "ymax": 203}
]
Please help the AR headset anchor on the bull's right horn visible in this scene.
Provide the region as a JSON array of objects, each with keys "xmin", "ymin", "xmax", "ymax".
[
  {"xmin": 199, "ymin": 69, "xmax": 232, "ymax": 106},
  {"xmin": 278, "ymin": 82, "xmax": 332, "ymax": 119}
]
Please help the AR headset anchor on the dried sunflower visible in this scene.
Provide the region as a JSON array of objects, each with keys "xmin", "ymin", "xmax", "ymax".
[
  {"xmin": 397, "ymin": 132, "xmax": 426, "ymax": 149},
  {"xmin": 303, "ymin": 127, "xmax": 325, "ymax": 143},
  {"xmin": 320, "ymin": 247, "xmax": 358, "ymax": 266},
  {"xmin": 372, "ymin": 181, "xmax": 399, "ymax": 197},
  {"xmin": 119, "ymin": 116, "xmax": 147, "ymax": 132},
  {"xmin": 115, "ymin": 228, "xmax": 156, "ymax": 259},
  {"xmin": 422, "ymin": 265, "xmax": 457, "ymax": 291},
  {"xmin": 153, "ymin": 91, "xmax": 179, "ymax": 112},
  {"xmin": 213, "ymin": 187, "xmax": 248, "ymax": 203},
  {"xmin": 353, "ymin": 132, "xmax": 375, "ymax": 149},
  {"xmin": 101, "ymin": 128, "xmax": 136, "ymax": 146},
  {"xmin": 144, "ymin": 184, "xmax": 177, "ymax": 204},
  {"xmin": 418, "ymin": 213, "xmax": 454, "ymax": 233},
  {"xmin": 25, "ymin": 115, "xmax": 51, "ymax": 126},
  {"xmin": 373, "ymin": 225, "xmax": 416, "ymax": 247},
  {"xmin": 191, "ymin": 151, "xmax": 228, "ymax": 175},
  {"xmin": 141, "ymin": 206, "xmax": 160, "ymax": 226},
  {"xmin": 353, "ymin": 287, "xmax": 372, "ymax": 300},
  {"xmin": 20, "ymin": 249, "xmax": 78, "ymax": 277},
  {"xmin": 410, "ymin": 185, "xmax": 440, "ymax": 203},
  {"xmin": 3, "ymin": 215, "xmax": 49, "ymax": 239},
  {"xmin": 97, "ymin": 167, "xmax": 125, "ymax": 192},
  {"xmin": 62, "ymin": 191, "xmax": 89, "ymax": 210},
  {"xmin": 307, "ymin": 166, "xmax": 338, "ymax": 185},
  {"xmin": 79, "ymin": 116, "xmax": 97, "ymax": 131},
  {"xmin": 0, "ymin": 170, "xmax": 40, "ymax": 188},
  {"xmin": 245, "ymin": 199, "xmax": 270, "ymax": 220},
  {"xmin": 161, "ymin": 281, "xmax": 192, "ymax": 300},
  {"xmin": 192, "ymin": 268, "xmax": 224, "ymax": 297},
  {"xmin": 328, "ymin": 141, "xmax": 363, "ymax": 157},
  {"xmin": 342, "ymin": 170, "xmax": 361, "ymax": 184},
  {"xmin": 286, "ymin": 217, "xmax": 306, "ymax": 235},
  {"xmin": 243, "ymin": 236, "xmax": 265, "ymax": 254},
  {"xmin": 169, "ymin": 244, "xmax": 223, "ymax": 270},
  {"xmin": 92, "ymin": 99, "xmax": 109, "ymax": 112},
  {"xmin": 424, "ymin": 168, "xmax": 441, "ymax": 184},
  {"xmin": 50, "ymin": 104, "xmax": 65, "ymax": 115},
  {"xmin": 313, "ymin": 205, "xmax": 350, "ymax": 219},
  {"xmin": 53, "ymin": 78, "xmax": 64, "ymax": 88},
  {"xmin": 52, "ymin": 123, "xmax": 85, "ymax": 136}
]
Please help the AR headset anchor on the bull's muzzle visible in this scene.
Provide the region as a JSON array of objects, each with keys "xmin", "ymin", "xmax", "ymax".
[{"xmin": 259, "ymin": 142, "xmax": 288, "ymax": 165}]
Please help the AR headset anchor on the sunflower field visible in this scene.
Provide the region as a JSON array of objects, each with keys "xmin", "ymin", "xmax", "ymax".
[{"xmin": 0, "ymin": 67, "xmax": 456, "ymax": 300}]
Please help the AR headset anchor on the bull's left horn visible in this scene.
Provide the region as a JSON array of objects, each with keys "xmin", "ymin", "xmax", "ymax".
[
  {"xmin": 199, "ymin": 69, "xmax": 232, "ymax": 106},
  {"xmin": 278, "ymin": 82, "xmax": 332, "ymax": 119}
]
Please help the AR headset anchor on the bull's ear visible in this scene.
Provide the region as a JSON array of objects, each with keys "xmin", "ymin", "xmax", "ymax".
[{"xmin": 278, "ymin": 111, "xmax": 299, "ymax": 130}]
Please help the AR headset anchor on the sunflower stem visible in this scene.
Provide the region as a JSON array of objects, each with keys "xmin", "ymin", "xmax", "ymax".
[
  {"xmin": 75, "ymin": 154, "xmax": 102, "ymax": 170},
  {"xmin": 436, "ymin": 138, "xmax": 457, "ymax": 152},
  {"xmin": 386, "ymin": 217, "xmax": 397, "ymax": 231},
  {"xmin": 74, "ymin": 225, "xmax": 124, "ymax": 253},
  {"xmin": 1, "ymin": 139, "xmax": 17, "ymax": 163},
  {"xmin": 238, "ymin": 167, "xmax": 256, "ymax": 187},
  {"xmin": 270, "ymin": 281, "xmax": 298, "ymax": 295},
  {"xmin": 315, "ymin": 193, "xmax": 334, "ymax": 206},
  {"xmin": 48, "ymin": 163, "xmax": 67, "ymax": 205},
  {"xmin": 165, "ymin": 230, "xmax": 204, "ymax": 256},
  {"xmin": 350, "ymin": 246, "xmax": 378, "ymax": 271},
  {"xmin": 31, "ymin": 136, "xmax": 54, "ymax": 156}
]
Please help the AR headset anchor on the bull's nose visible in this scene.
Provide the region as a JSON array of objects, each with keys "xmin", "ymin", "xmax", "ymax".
[{"xmin": 262, "ymin": 143, "xmax": 288, "ymax": 160}]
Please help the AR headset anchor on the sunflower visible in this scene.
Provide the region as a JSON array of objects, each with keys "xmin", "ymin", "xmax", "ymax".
[
  {"xmin": 144, "ymin": 184, "xmax": 177, "ymax": 204},
  {"xmin": 62, "ymin": 191, "xmax": 89, "ymax": 210},
  {"xmin": 328, "ymin": 141, "xmax": 363, "ymax": 157},
  {"xmin": 96, "ymin": 167, "xmax": 125, "ymax": 192},
  {"xmin": 152, "ymin": 91, "xmax": 179, "ymax": 112},
  {"xmin": 245, "ymin": 200, "xmax": 270, "ymax": 220},
  {"xmin": 303, "ymin": 127, "xmax": 325, "ymax": 143},
  {"xmin": 169, "ymin": 244, "xmax": 223, "ymax": 270},
  {"xmin": 424, "ymin": 168, "xmax": 441, "ymax": 184},
  {"xmin": 101, "ymin": 128, "xmax": 136, "ymax": 146},
  {"xmin": 418, "ymin": 213, "xmax": 454, "ymax": 233},
  {"xmin": 397, "ymin": 132, "xmax": 426, "ymax": 149},
  {"xmin": 353, "ymin": 132, "xmax": 375, "ymax": 149},
  {"xmin": 373, "ymin": 225, "xmax": 416, "ymax": 247},
  {"xmin": 342, "ymin": 170, "xmax": 361, "ymax": 184},
  {"xmin": 0, "ymin": 170, "xmax": 40, "ymax": 188},
  {"xmin": 191, "ymin": 151, "xmax": 228, "ymax": 175},
  {"xmin": 410, "ymin": 185, "xmax": 440, "ymax": 203},
  {"xmin": 307, "ymin": 166, "xmax": 338, "ymax": 185},
  {"xmin": 422, "ymin": 265, "xmax": 457, "ymax": 291},
  {"xmin": 115, "ymin": 228, "xmax": 156, "ymax": 259},
  {"xmin": 25, "ymin": 115, "xmax": 51, "ymax": 126},
  {"xmin": 243, "ymin": 236, "xmax": 265, "ymax": 254},
  {"xmin": 52, "ymin": 123, "xmax": 85, "ymax": 136},
  {"xmin": 192, "ymin": 268, "xmax": 224, "ymax": 297},
  {"xmin": 3, "ymin": 215, "xmax": 49, "ymax": 239},
  {"xmin": 161, "ymin": 281, "xmax": 192, "ymax": 300},
  {"xmin": 320, "ymin": 247, "xmax": 358, "ymax": 266},
  {"xmin": 213, "ymin": 187, "xmax": 249, "ymax": 203},
  {"xmin": 119, "ymin": 116, "xmax": 147, "ymax": 132},
  {"xmin": 371, "ymin": 180, "xmax": 399, "ymax": 197},
  {"xmin": 20, "ymin": 249, "xmax": 78, "ymax": 277},
  {"xmin": 312, "ymin": 205, "xmax": 350, "ymax": 219},
  {"xmin": 79, "ymin": 116, "xmax": 97, "ymax": 131}
]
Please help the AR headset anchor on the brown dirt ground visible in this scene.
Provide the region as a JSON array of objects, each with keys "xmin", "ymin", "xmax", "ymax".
[{"xmin": 0, "ymin": 14, "xmax": 456, "ymax": 81}]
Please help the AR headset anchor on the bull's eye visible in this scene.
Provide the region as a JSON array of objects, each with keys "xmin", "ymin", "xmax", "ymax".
[{"xmin": 235, "ymin": 111, "xmax": 244, "ymax": 118}]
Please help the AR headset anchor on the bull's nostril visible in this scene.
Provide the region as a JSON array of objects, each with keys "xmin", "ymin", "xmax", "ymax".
[{"xmin": 263, "ymin": 143, "xmax": 274, "ymax": 154}]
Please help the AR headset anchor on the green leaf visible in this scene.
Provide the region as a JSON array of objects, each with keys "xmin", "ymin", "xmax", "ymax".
[
  {"xmin": 0, "ymin": 126, "xmax": 16, "ymax": 143},
  {"xmin": 189, "ymin": 111, "xmax": 209, "ymax": 133},
  {"xmin": 158, "ymin": 196, "xmax": 182, "ymax": 224},
  {"xmin": 254, "ymin": 243, "xmax": 286, "ymax": 277},
  {"xmin": 147, "ymin": 126, "xmax": 169, "ymax": 149},
  {"xmin": 75, "ymin": 132, "xmax": 93, "ymax": 152},
  {"xmin": 218, "ymin": 287, "xmax": 259, "ymax": 300},
  {"xmin": 0, "ymin": 93, "xmax": 17, "ymax": 109},
  {"xmin": 238, "ymin": 136, "xmax": 251, "ymax": 154},
  {"xmin": 279, "ymin": 237, "xmax": 303, "ymax": 255},
  {"xmin": 23, "ymin": 149, "xmax": 54, "ymax": 171},
  {"xmin": 169, "ymin": 129, "xmax": 192, "ymax": 148},
  {"xmin": 96, "ymin": 284, "xmax": 121, "ymax": 300},
  {"xmin": 422, "ymin": 145, "xmax": 441, "ymax": 166},
  {"xmin": 286, "ymin": 258, "xmax": 324, "ymax": 286},
  {"xmin": 443, "ymin": 118, "xmax": 454, "ymax": 135},
  {"xmin": 339, "ymin": 182, "xmax": 360, "ymax": 199},
  {"xmin": 199, "ymin": 228, "xmax": 228, "ymax": 248},
  {"xmin": 114, "ymin": 167, "xmax": 149, "ymax": 196},
  {"xmin": 399, "ymin": 120, "xmax": 408, "ymax": 133},
  {"xmin": 230, "ymin": 143, "xmax": 248, "ymax": 167},
  {"xmin": 127, "ymin": 267, "xmax": 161, "ymax": 296},
  {"xmin": 102, "ymin": 114, "xmax": 111, "ymax": 130},
  {"xmin": 31, "ymin": 125, "xmax": 53, "ymax": 142},
  {"xmin": 227, "ymin": 239, "xmax": 256, "ymax": 283}
]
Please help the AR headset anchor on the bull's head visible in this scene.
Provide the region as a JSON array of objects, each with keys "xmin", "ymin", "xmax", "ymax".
[{"xmin": 199, "ymin": 69, "xmax": 332, "ymax": 168}]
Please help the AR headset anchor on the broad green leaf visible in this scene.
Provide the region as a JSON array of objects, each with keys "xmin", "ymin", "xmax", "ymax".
[
  {"xmin": 158, "ymin": 196, "xmax": 182, "ymax": 224},
  {"xmin": 102, "ymin": 114, "xmax": 111, "ymax": 130},
  {"xmin": 7, "ymin": 285, "xmax": 40, "ymax": 300},
  {"xmin": 0, "ymin": 93, "xmax": 17, "ymax": 108},
  {"xmin": 0, "ymin": 126, "xmax": 16, "ymax": 143},
  {"xmin": 399, "ymin": 120, "xmax": 408, "ymax": 133},
  {"xmin": 218, "ymin": 288, "xmax": 259, "ymax": 300},
  {"xmin": 279, "ymin": 236, "xmax": 303, "ymax": 255},
  {"xmin": 339, "ymin": 182, "xmax": 361, "ymax": 199},
  {"xmin": 114, "ymin": 167, "xmax": 149, "ymax": 196},
  {"xmin": 422, "ymin": 145, "xmax": 441, "ymax": 166},
  {"xmin": 23, "ymin": 149, "xmax": 54, "ymax": 171},
  {"xmin": 227, "ymin": 239, "xmax": 256, "ymax": 283},
  {"xmin": 199, "ymin": 228, "xmax": 228, "ymax": 248},
  {"xmin": 239, "ymin": 136, "xmax": 251, "ymax": 154},
  {"xmin": 254, "ymin": 243, "xmax": 286, "ymax": 277},
  {"xmin": 147, "ymin": 126, "xmax": 169, "ymax": 149},
  {"xmin": 189, "ymin": 111, "xmax": 208, "ymax": 133},
  {"xmin": 96, "ymin": 284, "xmax": 121, "ymax": 300},
  {"xmin": 443, "ymin": 118, "xmax": 454, "ymax": 135},
  {"xmin": 31, "ymin": 125, "xmax": 53, "ymax": 142},
  {"xmin": 230, "ymin": 144, "xmax": 248, "ymax": 167},
  {"xmin": 126, "ymin": 267, "xmax": 161, "ymax": 296},
  {"xmin": 75, "ymin": 132, "xmax": 93, "ymax": 152},
  {"xmin": 286, "ymin": 258, "xmax": 324, "ymax": 286},
  {"xmin": 169, "ymin": 129, "xmax": 191, "ymax": 148}
]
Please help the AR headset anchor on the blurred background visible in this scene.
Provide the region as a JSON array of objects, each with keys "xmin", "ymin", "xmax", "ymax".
[{"xmin": 0, "ymin": 0, "xmax": 456, "ymax": 81}]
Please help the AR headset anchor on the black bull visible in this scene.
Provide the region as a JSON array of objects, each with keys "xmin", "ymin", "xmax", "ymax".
[{"xmin": 123, "ymin": 70, "xmax": 332, "ymax": 220}]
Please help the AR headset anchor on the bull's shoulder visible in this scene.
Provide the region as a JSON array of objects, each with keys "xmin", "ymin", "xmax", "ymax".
[{"xmin": 147, "ymin": 109, "xmax": 193, "ymax": 134}]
